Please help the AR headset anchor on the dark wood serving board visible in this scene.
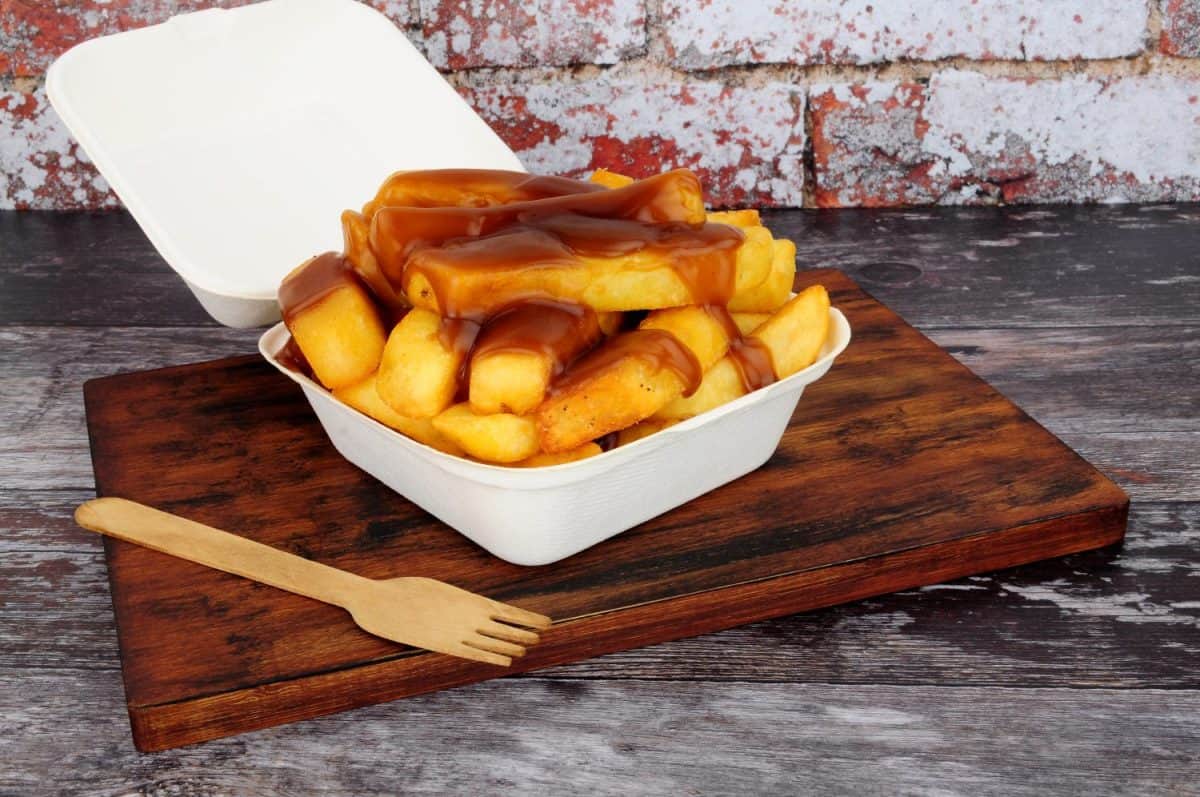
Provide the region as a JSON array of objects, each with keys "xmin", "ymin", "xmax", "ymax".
[{"xmin": 82, "ymin": 269, "xmax": 1128, "ymax": 752}]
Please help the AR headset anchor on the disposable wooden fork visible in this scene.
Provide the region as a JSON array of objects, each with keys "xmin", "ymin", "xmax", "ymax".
[{"xmin": 74, "ymin": 498, "xmax": 551, "ymax": 666}]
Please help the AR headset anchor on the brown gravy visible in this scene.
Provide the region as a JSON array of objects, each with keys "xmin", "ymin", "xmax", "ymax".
[
  {"xmin": 277, "ymin": 252, "xmax": 359, "ymax": 327},
  {"xmin": 275, "ymin": 335, "xmax": 314, "ymax": 379},
  {"xmin": 471, "ymin": 300, "xmax": 603, "ymax": 378},
  {"xmin": 548, "ymin": 329, "xmax": 703, "ymax": 399},
  {"xmin": 402, "ymin": 216, "xmax": 743, "ymax": 321},
  {"xmin": 703, "ymin": 305, "xmax": 779, "ymax": 393},
  {"xmin": 363, "ymin": 169, "xmax": 603, "ymax": 216},
  {"xmin": 280, "ymin": 169, "xmax": 780, "ymax": 434},
  {"xmin": 369, "ymin": 169, "xmax": 708, "ymax": 283}
]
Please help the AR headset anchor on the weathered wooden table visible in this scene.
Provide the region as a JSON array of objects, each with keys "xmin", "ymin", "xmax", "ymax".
[{"xmin": 2, "ymin": 206, "xmax": 1197, "ymax": 795}]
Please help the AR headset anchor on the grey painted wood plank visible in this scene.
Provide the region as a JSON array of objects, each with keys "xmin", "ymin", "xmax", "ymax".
[
  {"xmin": 768, "ymin": 203, "xmax": 1200, "ymax": 329},
  {"xmin": 4, "ymin": 205, "xmax": 1200, "ymax": 329},
  {"xmin": 1066, "ymin": 432, "xmax": 1200, "ymax": 502},
  {"xmin": 5, "ymin": 491, "xmax": 1195, "ymax": 687},
  {"xmin": 0, "ymin": 326, "xmax": 259, "ymax": 491},
  {"xmin": 1, "ymin": 326, "xmax": 1193, "ymax": 495},
  {"xmin": 2, "ymin": 671, "xmax": 1197, "ymax": 797},
  {"xmin": 926, "ymin": 326, "xmax": 1200, "ymax": 434},
  {"xmin": 0, "ymin": 211, "xmax": 218, "ymax": 327}
]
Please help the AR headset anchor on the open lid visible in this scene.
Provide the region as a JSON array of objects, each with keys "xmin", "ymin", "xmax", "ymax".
[{"xmin": 46, "ymin": 0, "xmax": 523, "ymax": 322}]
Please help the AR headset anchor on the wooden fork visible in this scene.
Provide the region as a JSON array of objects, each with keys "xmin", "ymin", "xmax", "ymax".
[{"xmin": 74, "ymin": 497, "xmax": 551, "ymax": 666}]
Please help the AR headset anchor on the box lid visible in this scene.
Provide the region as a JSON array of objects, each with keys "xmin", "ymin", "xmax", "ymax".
[{"xmin": 46, "ymin": 0, "xmax": 523, "ymax": 319}]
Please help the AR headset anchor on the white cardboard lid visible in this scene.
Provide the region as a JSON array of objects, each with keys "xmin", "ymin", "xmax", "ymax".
[{"xmin": 46, "ymin": 0, "xmax": 523, "ymax": 309}]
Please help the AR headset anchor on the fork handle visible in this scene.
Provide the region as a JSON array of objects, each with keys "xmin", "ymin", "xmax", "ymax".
[{"xmin": 75, "ymin": 497, "xmax": 365, "ymax": 608}]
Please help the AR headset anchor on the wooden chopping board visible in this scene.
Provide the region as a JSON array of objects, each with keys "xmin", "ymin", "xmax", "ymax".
[{"xmin": 82, "ymin": 269, "xmax": 1128, "ymax": 751}]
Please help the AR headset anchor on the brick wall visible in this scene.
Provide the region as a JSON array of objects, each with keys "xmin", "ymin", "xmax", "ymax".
[{"xmin": 4, "ymin": 0, "xmax": 1200, "ymax": 209}]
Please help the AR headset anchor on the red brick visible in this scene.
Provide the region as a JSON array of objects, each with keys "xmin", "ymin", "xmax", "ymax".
[
  {"xmin": 0, "ymin": 1, "xmax": 414, "ymax": 78},
  {"xmin": 1161, "ymin": 0, "xmax": 1200, "ymax": 56},
  {"xmin": 419, "ymin": 0, "xmax": 644, "ymax": 69},
  {"xmin": 810, "ymin": 72, "xmax": 1200, "ymax": 207},
  {"xmin": 662, "ymin": 0, "xmax": 1148, "ymax": 69},
  {"xmin": 0, "ymin": 1, "xmax": 245, "ymax": 78},
  {"xmin": 461, "ymin": 78, "xmax": 805, "ymax": 207},
  {"xmin": 1, "ymin": 84, "xmax": 118, "ymax": 210}
]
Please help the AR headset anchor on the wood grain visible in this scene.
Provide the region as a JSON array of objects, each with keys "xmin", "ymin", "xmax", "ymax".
[
  {"xmin": 82, "ymin": 270, "xmax": 1127, "ymax": 749},
  {"xmin": 6, "ymin": 325, "xmax": 1193, "ymax": 496},
  {"xmin": 7, "ymin": 206, "xmax": 1200, "ymax": 331},
  {"xmin": 4, "ymin": 205, "xmax": 1196, "ymax": 793},
  {"xmin": 3, "ymin": 671, "xmax": 1197, "ymax": 797},
  {"xmin": 4, "ymin": 492, "xmax": 1195, "ymax": 687},
  {"xmin": 764, "ymin": 204, "xmax": 1200, "ymax": 328},
  {"xmin": 0, "ymin": 211, "xmax": 217, "ymax": 327},
  {"xmin": 3, "ymin": 492, "xmax": 1195, "ymax": 688},
  {"xmin": 5, "ymin": 205, "xmax": 1200, "ymax": 329}
]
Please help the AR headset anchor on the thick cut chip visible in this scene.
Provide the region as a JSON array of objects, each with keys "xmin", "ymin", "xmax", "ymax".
[
  {"xmin": 616, "ymin": 418, "xmax": 679, "ymax": 447},
  {"xmin": 469, "ymin": 302, "xmax": 604, "ymax": 416},
  {"xmin": 589, "ymin": 168, "xmax": 635, "ymax": 189},
  {"xmin": 729, "ymin": 238, "xmax": 796, "ymax": 313},
  {"xmin": 538, "ymin": 354, "xmax": 682, "ymax": 454},
  {"xmin": 731, "ymin": 312, "xmax": 771, "ymax": 335},
  {"xmin": 655, "ymin": 358, "xmax": 745, "ymax": 420},
  {"xmin": 753, "ymin": 283, "xmax": 831, "ymax": 377},
  {"xmin": 376, "ymin": 309, "xmax": 466, "ymax": 419},
  {"xmin": 707, "ymin": 209, "xmax": 762, "ymax": 228},
  {"xmin": 341, "ymin": 210, "xmax": 407, "ymax": 313},
  {"xmin": 536, "ymin": 307, "xmax": 735, "ymax": 452},
  {"xmin": 405, "ymin": 222, "xmax": 772, "ymax": 317},
  {"xmin": 598, "ymin": 311, "xmax": 623, "ymax": 336},
  {"xmin": 334, "ymin": 374, "xmax": 463, "ymax": 455},
  {"xmin": 279, "ymin": 253, "xmax": 386, "ymax": 391},
  {"xmin": 363, "ymin": 169, "xmax": 599, "ymax": 218},
  {"xmin": 657, "ymin": 285, "xmax": 831, "ymax": 420},
  {"xmin": 432, "ymin": 403, "xmax": 540, "ymax": 464},
  {"xmin": 469, "ymin": 351, "xmax": 552, "ymax": 417},
  {"xmin": 639, "ymin": 306, "xmax": 733, "ymax": 371},
  {"xmin": 372, "ymin": 169, "xmax": 708, "ymax": 282},
  {"xmin": 514, "ymin": 443, "xmax": 603, "ymax": 467}
]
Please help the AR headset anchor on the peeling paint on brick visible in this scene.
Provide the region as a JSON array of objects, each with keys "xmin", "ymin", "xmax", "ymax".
[
  {"xmin": 1161, "ymin": 0, "xmax": 1200, "ymax": 56},
  {"xmin": 365, "ymin": 0, "xmax": 417, "ymax": 27},
  {"xmin": 461, "ymin": 79, "xmax": 806, "ymax": 207},
  {"xmin": 0, "ymin": 1, "xmax": 413, "ymax": 78},
  {"xmin": 810, "ymin": 71, "xmax": 1200, "ymax": 207},
  {"xmin": 419, "ymin": 0, "xmax": 645, "ymax": 69},
  {"xmin": 3, "ymin": 0, "xmax": 1199, "ymax": 212},
  {"xmin": 0, "ymin": 85, "xmax": 117, "ymax": 210},
  {"xmin": 0, "ymin": 1, "xmax": 252, "ymax": 78},
  {"xmin": 662, "ymin": 0, "xmax": 1148, "ymax": 69},
  {"xmin": 809, "ymin": 82, "xmax": 937, "ymax": 207}
]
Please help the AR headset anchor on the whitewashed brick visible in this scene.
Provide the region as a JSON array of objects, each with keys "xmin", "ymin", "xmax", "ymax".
[
  {"xmin": 461, "ymin": 78, "xmax": 806, "ymax": 207},
  {"xmin": 1, "ymin": 85, "xmax": 117, "ymax": 210},
  {"xmin": 810, "ymin": 71, "xmax": 1200, "ymax": 207},
  {"xmin": 1161, "ymin": 0, "xmax": 1200, "ymax": 56},
  {"xmin": 663, "ymin": 1, "xmax": 1148, "ymax": 69},
  {"xmin": 419, "ymin": 0, "xmax": 645, "ymax": 69}
]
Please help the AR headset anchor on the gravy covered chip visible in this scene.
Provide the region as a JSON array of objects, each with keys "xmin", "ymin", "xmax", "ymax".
[
  {"xmin": 377, "ymin": 308, "xmax": 470, "ymax": 419},
  {"xmin": 657, "ymin": 285, "xmax": 831, "ymax": 421},
  {"xmin": 469, "ymin": 301, "xmax": 604, "ymax": 416},
  {"xmin": 729, "ymin": 238, "xmax": 796, "ymax": 313},
  {"xmin": 400, "ymin": 217, "xmax": 770, "ymax": 318},
  {"xmin": 536, "ymin": 306, "xmax": 734, "ymax": 453},
  {"xmin": 276, "ymin": 167, "xmax": 832, "ymax": 467},
  {"xmin": 278, "ymin": 252, "xmax": 387, "ymax": 390}
]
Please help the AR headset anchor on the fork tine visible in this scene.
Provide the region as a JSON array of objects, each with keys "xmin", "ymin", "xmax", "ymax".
[
  {"xmin": 490, "ymin": 602, "xmax": 552, "ymax": 630},
  {"xmin": 478, "ymin": 620, "xmax": 540, "ymax": 645},
  {"xmin": 464, "ymin": 636, "xmax": 526, "ymax": 659},
  {"xmin": 450, "ymin": 643, "xmax": 512, "ymax": 667}
]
